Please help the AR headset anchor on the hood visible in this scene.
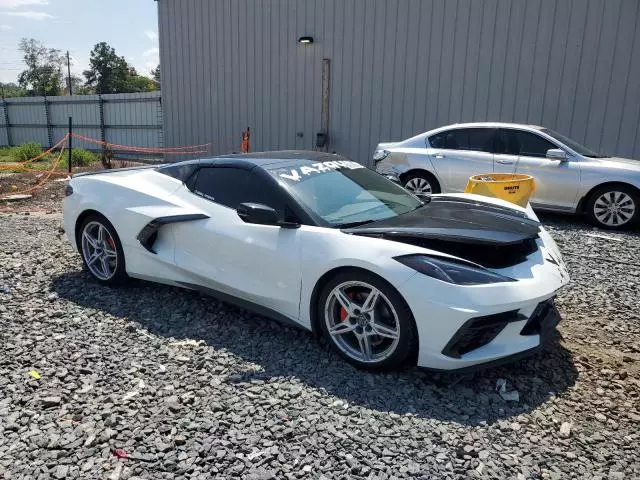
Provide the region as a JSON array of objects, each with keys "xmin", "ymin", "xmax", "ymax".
[
  {"xmin": 587, "ymin": 156, "xmax": 640, "ymax": 173},
  {"xmin": 343, "ymin": 196, "xmax": 540, "ymax": 245},
  {"xmin": 342, "ymin": 196, "xmax": 541, "ymax": 268}
]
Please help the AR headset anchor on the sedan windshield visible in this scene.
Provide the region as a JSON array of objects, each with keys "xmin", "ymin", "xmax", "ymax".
[
  {"xmin": 541, "ymin": 128, "xmax": 606, "ymax": 158},
  {"xmin": 268, "ymin": 160, "xmax": 423, "ymax": 227}
]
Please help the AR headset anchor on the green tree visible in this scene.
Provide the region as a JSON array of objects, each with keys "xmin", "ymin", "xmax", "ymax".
[
  {"xmin": 0, "ymin": 82, "xmax": 28, "ymax": 98},
  {"xmin": 83, "ymin": 42, "xmax": 129, "ymax": 94},
  {"xmin": 122, "ymin": 74, "xmax": 157, "ymax": 93},
  {"xmin": 64, "ymin": 74, "xmax": 93, "ymax": 95},
  {"xmin": 150, "ymin": 64, "xmax": 160, "ymax": 85},
  {"xmin": 17, "ymin": 38, "xmax": 64, "ymax": 96}
]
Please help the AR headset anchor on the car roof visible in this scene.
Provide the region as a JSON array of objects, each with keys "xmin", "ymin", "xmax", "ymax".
[
  {"xmin": 432, "ymin": 122, "xmax": 545, "ymax": 131},
  {"xmin": 173, "ymin": 150, "xmax": 348, "ymax": 169}
]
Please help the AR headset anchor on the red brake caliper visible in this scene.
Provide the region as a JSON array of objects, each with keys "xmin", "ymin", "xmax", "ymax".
[
  {"xmin": 106, "ymin": 236, "xmax": 116, "ymax": 250},
  {"xmin": 340, "ymin": 292, "xmax": 354, "ymax": 322}
]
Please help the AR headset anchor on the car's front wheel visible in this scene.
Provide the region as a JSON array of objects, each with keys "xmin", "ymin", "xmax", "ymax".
[
  {"xmin": 586, "ymin": 185, "xmax": 639, "ymax": 230},
  {"xmin": 78, "ymin": 214, "xmax": 128, "ymax": 285},
  {"xmin": 318, "ymin": 270, "xmax": 418, "ymax": 371}
]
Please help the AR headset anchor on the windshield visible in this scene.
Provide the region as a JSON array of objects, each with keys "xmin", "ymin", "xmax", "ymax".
[
  {"xmin": 541, "ymin": 128, "xmax": 605, "ymax": 158},
  {"xmin": 268, "ymin": 159, "xmax": 423, "ymax": 227}
]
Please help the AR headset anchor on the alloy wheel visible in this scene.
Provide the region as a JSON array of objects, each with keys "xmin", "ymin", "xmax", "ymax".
[
  {"xmin": 593, "ymin": 191, "xmax": 636, "ymax": 227},
  {"xmin": 324, "ymin": 280, "xmax": 401, "ymax": 364},
  {"xmin": 404, "ymin": 177, "xmax": 432, "ymax": 195},
  {"xmin": 81, "ymin": 221, "xmax": 118, "ymax": 280}
]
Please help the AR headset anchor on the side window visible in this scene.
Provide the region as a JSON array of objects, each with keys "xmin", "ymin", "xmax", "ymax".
[
  {"xmin": 429, "ymin": 128, "xmax": 493, "ymax": 152},
  {"xmin": 244, "ymin": 171, "xmax": 286, "ymax": 215},
  {"xmin": 506, "ymin": 130, "xmax": 557, "ymax": 158},
  {"xmin": 192, "ymin": 167, "xmax": 250, "ymax": 209}
]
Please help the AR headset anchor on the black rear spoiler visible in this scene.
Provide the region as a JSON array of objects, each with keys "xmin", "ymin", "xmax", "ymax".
[{"xmin": 72, "ymin": 164, "xmax": 166, "ymax": 179}]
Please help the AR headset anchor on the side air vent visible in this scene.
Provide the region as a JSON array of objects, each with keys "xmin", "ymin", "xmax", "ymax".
[{"xmin": 136, "ymin": 214, "xmax": 209, "ymax": 253}]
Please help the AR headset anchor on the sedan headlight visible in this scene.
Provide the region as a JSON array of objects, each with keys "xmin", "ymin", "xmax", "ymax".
[
  {"xmin": 394, "ymin": 254, "xmax": 516, "ymax": 285},
  {"xmin": 373, "ymin": 149, "xmax": 390, "ymax": 162}
]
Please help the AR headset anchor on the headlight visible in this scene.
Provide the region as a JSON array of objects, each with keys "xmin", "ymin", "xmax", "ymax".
[
  {"xmin": 394, "ymin": 254, "xmax": 516, "ymax": 285},
  {"xmin": 373, "ymin": 149, "xmax": 390, "ymax": 162}
]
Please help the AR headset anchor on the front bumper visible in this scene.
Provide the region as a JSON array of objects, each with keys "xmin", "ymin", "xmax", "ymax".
[{"xmin": 401, "ymin": 230, "xmax": 568, "ymax": 371}]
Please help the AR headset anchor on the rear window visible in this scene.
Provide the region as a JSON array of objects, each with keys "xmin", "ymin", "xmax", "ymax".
[{"xmin": 429, "ymin": 128, "xmax": 494, "ymax": 152}]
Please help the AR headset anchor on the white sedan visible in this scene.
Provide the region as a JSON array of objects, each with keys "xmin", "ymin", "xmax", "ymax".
[
  {"xmin": 374, "ymin": 122, "xmax": 640, "ymax": 229},
  {"xmin": 63, "ymin": 151, "xmax": 569, "ymax": 371}
]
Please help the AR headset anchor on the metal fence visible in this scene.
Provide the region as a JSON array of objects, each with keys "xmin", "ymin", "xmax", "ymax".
[{"xmin": 0, "ymin": 92, "xmax": 163, "ymax": 154}]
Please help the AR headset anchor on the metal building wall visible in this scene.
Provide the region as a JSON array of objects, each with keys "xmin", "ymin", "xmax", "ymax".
[{"xmin": 158, "ymin": 0, "xmax": 640, "ymax": 165}]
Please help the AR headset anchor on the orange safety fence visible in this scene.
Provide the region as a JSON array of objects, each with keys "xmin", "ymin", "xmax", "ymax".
[
  {"xmin": 1, "ymin": 145, "xmax": 67, "ymax": 198},
  {"xmin": 0, "ymin": 135, "xmax": 69, "ymax": 171},
  {"xmin": 70, "ymin": 133, "xmax": 211, "ymax": 155}
]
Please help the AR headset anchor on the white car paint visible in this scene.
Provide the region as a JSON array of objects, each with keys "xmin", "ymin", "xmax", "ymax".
[{"xmin": 63, "ymin": 166, "xmax": 569, "ymax": 371}]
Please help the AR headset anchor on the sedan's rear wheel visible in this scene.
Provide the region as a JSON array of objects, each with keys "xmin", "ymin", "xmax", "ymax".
[
  {"xmin": 318, "ymin": 271, "xmax": 417, "ymax": 371},
  {"xmin": 586, "ymin": 185, "xmax": 639, "ymax": 230},
  {"xmin": 79, "ymin": 214, "xmax": 127, "ymax": 285}
]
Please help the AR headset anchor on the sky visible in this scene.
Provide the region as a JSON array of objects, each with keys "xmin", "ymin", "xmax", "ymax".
[{"xmin": 0, "ymin": 0, "xmax": 159, "ymax": 84}]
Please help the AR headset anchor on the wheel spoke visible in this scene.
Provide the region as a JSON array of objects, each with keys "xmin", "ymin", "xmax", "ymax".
[
  {"xmin": 100, "ymin": 256, "xmax": 110, "ymax": 277},
  {"xmin": 361, "ymin": 288, "xmax": 380, "ymax": 312},
  {"xmin": 97, "ymin": 225, "xmax": 105, "ymax": 243},
  {"xmin": 371, "ymin": 322, "xmax": 399, "ymax": 340},
  {"xmin": 357, "ymin": 334, "xmax": 372, "ymax": 361},
  {"xmin": 328, "ymin": 321, "xmax": 356, "ymax": 337},
  {"xmin": 83, "ymin": 232, "xmax": 98, "ymax": 248},
  {"xmin": 87, "ymin": 252, "xmax": 101, "ymax": 265},
  {"xmin": 103, "ymin": 247, "xmax": 117, "ymax": 258},
  {"xmin": 333, "ymin": 288, "xmax": 354, "ymax": 315}
]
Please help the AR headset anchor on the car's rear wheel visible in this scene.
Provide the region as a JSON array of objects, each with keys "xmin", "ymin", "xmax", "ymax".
[
  {"xmin": 79, "ymin": 214, "xmax": 127, "ymax": 285},
  {"xmin": 402, "ymin": 171, "xmax": 440, "ymax": 195},
  {"xmin": 318, "ymin": 271, "xmax": 418, "ymax": 371},
  {"xmin": 585, "ymin": 185, "xmax": 639, "ymax": 230}
]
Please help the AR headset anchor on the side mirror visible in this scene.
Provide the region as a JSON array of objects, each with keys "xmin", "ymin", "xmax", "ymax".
[
  {"xmin": 384, "ymin": 174, "xmax": 402, "ymax": 185},
  {"xmin": 237, "ymin": 203, "xmax": 300, "ymax": 229},
  {"xmin": 546, "ymin": 148, "xmax": 568, "ymax": 161},
  {"xmin": 237, "ymin": 203, "xmax": 280, "ymax": 225}
]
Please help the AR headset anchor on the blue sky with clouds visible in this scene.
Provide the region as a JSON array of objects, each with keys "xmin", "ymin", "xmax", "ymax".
[{"xmin": 0, "ymin": 0, "xmax": 159, "ymax": 83}]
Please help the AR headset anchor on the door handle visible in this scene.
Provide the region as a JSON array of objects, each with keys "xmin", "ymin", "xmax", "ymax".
[
  {"xmin": 496, "ymin": 159, "xmax": 514, "ymax": 164},
  {"xmin": 435, "ymin": 154, "xmax": 445, "ymax": 159}
]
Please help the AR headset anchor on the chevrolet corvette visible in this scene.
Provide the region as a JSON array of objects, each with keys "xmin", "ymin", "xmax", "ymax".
[{"xmin": 63, "ymin": 151, "xmax": 569, "ymax": 371}]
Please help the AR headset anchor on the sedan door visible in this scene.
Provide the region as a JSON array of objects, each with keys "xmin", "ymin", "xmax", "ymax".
[
  {"xmin": 170, "ymin": 166, "xmax": 302, "ymax": 321},
  {"xmin": 492, "ymin": 128, "xmax": 581, "ymax": 211},
  {"xmin": 427, "ymin": 127, "xmax": 496, "ymax": 192}
]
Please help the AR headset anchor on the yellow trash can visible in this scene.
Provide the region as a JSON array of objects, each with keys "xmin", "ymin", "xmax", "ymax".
[{"xmin": 464, "ymin": 173, "xmax": 536, "ymax": 207}]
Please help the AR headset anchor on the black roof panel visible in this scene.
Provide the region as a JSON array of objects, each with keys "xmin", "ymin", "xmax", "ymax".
[{"xmin": 157, "ymin": 150, "xmax": 353, "ymax": 180}]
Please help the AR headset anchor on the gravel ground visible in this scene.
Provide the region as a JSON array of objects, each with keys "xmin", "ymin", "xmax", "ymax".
[{"xmin": 0, "ymin": 211, "xmax": 639, "ymax": 480}]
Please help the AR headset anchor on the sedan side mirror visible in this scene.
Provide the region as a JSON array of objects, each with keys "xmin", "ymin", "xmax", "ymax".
[
  {"xmin": 237, "ymin": 203, "xmax": 300, "ymax": 229},
  {"xmin": 384, "ymin": 174, "xmax": 402, "ymax": 185},
  {"xmin": 546, "ymin": 148, "xmax": 568, "ymax": 161}
]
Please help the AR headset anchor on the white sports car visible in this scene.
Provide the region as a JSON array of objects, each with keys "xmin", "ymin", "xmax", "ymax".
[{"xmin": 63, "ymin": 151, "xmax": 569, "ymax": 371}]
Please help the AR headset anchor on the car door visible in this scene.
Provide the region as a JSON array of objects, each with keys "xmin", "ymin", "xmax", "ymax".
[
  {"xmin": 492, "ymin": 128, "xmax": 581, "ymax": 211},
  {"xmin": 427, "ymin": 127, "xmax": 495, "ymax": 192},
  {"xmin": 170, "ymin": 166, "xmax": 302, "ymax": 321}
]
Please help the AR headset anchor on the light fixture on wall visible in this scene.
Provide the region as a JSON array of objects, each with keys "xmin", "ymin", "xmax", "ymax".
[{"xmin": 298, "ymin": 36, "xmax": 314, "ymax": 45}]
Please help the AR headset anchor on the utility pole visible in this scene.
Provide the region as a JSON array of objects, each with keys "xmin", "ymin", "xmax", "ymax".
[{"xmin": 66, "ymin": 50, "xmax": 72, "ymax": 95}]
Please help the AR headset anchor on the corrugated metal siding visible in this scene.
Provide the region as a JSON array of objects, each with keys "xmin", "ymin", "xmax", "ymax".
[
  {"xmin": 159, "ymin": 0, "xmax": 640, "ymax": 165},
  {"xmin": 0, "ymin": 92, "xmax": 162, "ymax": 151}
]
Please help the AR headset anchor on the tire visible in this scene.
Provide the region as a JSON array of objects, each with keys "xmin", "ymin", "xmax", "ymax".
[
  {"xmin": 402, "ymin": 171, "xmax": 441, "ymax": 195},
  {"xmin": 585, "ymin": 184, "xmax": 639, "ymax": 230},
  {"xmin": 78, "ymin": 213, "xmax": 128, "ymax": 285},
  {"xmin": 317, "ymin": 270, "xmax": 418, "ymax": 371}
]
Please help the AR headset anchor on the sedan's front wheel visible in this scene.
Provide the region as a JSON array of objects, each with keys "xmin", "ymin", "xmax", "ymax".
[
  {"xmin": 586, "ymin": 185, "xmax": 639, "ymax": 230},
  {"xmin": 318, "ymin": 271, "xmax": 418, "ymax": 371}
]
